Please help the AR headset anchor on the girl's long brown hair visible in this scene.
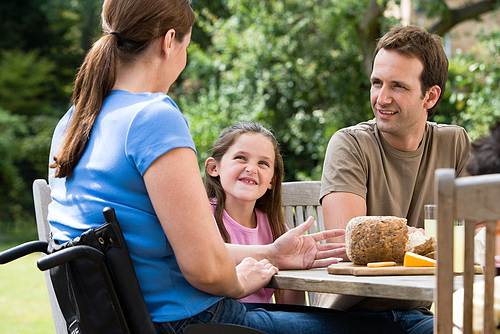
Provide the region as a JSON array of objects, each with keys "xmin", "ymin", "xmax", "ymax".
[
  {"xmin": 204, "ymin": 123, "xmax": 287, "ymax": 243},
  {"xmin": 51, "ymin": 0, "xmax": 195, "ymax": 178}
]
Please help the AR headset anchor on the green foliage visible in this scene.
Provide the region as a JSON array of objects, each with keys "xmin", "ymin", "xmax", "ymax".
[
  {"xmin": 436, "ymin": 29, "xmax": 500, "ymax": 140},
  {"xmin": 0, "ymin": 0, "xmax": 82, "ymax": 234},
  {"xmin": 183, "ymin": 0, "xmax": 377, "ymax": 180},
  {"xmin": 183, "ymin": 1, "xmax": 499, "ymax": 180},
  {"xmin": 1, "ymin": 0, "xmax": 86, "ymax": 108},
  {"xmin": 0, "ymin": 0, "xmax": 498, "ymax": 235},
  {"xmin": 0, "ymin": 50, "xmax": 57, "ymax": 116},
  {"xmin": 414, "ymin": 0, "xmax": 449, "ymax": 20},
  {"xmin": 0, "ymin": 0, "xmax": 57, "ymax": 52},
  {"xmin": 0, "ymin": 108, "xmax": 31, "ymax": 232},
  {"xmin": 0, "ymin": 107, "xmax": 57, "ymax": 236},
  {"xmin": 0, "ymin": 47, "xmax": 61, "ymax": 236}
]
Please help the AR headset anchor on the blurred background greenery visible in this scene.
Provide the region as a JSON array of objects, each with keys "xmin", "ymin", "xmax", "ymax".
[{"xmin": 0, "ymin": 0, "xmax": 499, "ymax": 241}]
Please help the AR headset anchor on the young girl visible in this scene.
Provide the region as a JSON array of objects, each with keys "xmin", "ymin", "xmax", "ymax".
[{"xmin": 205, "ymin": 122, "xmax": 305, "ymax": 305}]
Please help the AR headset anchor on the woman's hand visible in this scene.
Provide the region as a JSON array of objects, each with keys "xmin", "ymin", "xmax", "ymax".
[
  {"xmin": 270, "ymin": 216, "xmax": 346, "ymax": 269},
  {"xmin": 235, "ymin": 257, "xmax": 278, "ymax": 299}
]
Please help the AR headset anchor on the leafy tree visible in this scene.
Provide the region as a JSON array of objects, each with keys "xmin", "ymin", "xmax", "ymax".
[
  {"xmin": 0, "ymin": 109, "xmax": 56, "ymax": 236},
  {"xmin": 0, "ymin": 108, "xmax": 31, "ymax": 232},
  {"xmin": 437, "ymin": 29, "xmax": 500, "ymax": 139},
  {"xmin": 182, "ymin": 0, "xmax": 499, "ymax": 181},
  {"xmin": 183, "ymin": 0, "xmax": 380, "ymax": 180},
  {"xmin": 0, "ymin": 0, "xmax": 56, "ymax": 53},
  {"xmin": 0, "ymin": 0, "xmax": 97, "ymax": 236},
  {"xmin": 0, "ymin": 0, "xmax": 498, "ymax": 236},
  {"xmin": 0, "ymin": 50, "xmax": 57, "ymax": 116},
  {"xmin": 417, "ymin": 0, "xmax": 500, "ymax": 36},
  {"xmin": 359, "ymin": 0, "xmax": 500, "ymax": 75},
  {"xmin": 0, "ymin": 0, "xmax": 94, "ymax": 112}
]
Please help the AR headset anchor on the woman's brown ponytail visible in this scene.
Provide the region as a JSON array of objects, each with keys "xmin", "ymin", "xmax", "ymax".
[
  {"xmin": 51, "ymin": 0, "xmax": 195, "ymax": 178},
  {"xmin": 51, "ymin": 35, "xmax": 117, "ymax": 178}
]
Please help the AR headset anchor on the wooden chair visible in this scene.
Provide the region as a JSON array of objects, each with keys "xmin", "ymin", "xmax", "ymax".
[
  {"xmin": 282, "ymin": 181, "xmax": 324, "ymax": 235},
  {"xmin": 435, "ymin": 169, "xmax": 500, "ymax": 333},
  {"xmin": 282, "ymin": 181, "xmax": 324, "ymax": 305}
]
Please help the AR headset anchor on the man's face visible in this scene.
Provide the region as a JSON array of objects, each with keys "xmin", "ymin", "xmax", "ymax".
[{"xmin": 370, "ymin": 49, "xmax": 432, "ymax": 149}]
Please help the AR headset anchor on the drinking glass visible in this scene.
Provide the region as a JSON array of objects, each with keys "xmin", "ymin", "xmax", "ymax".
[
  {"xmin": 454, "ymin": 220, "xmax": 465, "ymax": 272},
  {"xmin": 424, "ymin": 204, "xmax": 437, "ymax": 239}
]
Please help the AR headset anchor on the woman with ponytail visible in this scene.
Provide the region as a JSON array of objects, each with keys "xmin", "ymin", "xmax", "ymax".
[{"xmin": 47, "ymin": 1, "xmax": 405, "ymax": 333}]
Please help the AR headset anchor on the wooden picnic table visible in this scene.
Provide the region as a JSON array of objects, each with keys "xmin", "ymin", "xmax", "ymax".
[{"xmin": 267, "ymin": 266, "xmax": 484, "ymax": 302}]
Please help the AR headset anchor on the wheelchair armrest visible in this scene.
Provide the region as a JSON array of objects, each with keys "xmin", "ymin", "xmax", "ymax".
[
  {"xmin": 37, "ymin": 245, "xmax": 106, "ymax": 271},
  {"xmin": 0, "ymin": 240, "xmax": 48, "ymax": 264}
]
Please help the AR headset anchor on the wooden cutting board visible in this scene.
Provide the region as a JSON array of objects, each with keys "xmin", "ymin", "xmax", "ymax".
[{"xmin": 327, "ymin": 262, "xmax": 483, "ymax": 276}]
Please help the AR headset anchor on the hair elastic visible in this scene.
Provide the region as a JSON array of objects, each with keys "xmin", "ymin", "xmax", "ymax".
[{"xmin": 109, "ymin": 31, "xmax": 123, "ymax": 46}]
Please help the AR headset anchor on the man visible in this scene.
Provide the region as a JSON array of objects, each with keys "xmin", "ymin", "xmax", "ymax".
[{"xmin": 317, "ymin": 26, "xmax": 471, "ymax": 333}]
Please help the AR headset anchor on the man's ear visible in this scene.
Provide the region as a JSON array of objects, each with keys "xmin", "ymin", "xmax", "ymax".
[
  {"xmin": 205, "ymin": 157, "xmax": 219, "ymax": 177},
  {"xmin": 423, "ymin": 85, "xmax": 441, "ymax": 110}
]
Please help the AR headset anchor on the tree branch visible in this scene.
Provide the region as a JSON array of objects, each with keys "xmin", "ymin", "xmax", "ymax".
[
  {"xmin": 429, "ymin": 0, "xmax": 499, "ymax": 36},
  {"xmin": 358, "ymin": 0, "xmax": 389, "ymax": 76}
]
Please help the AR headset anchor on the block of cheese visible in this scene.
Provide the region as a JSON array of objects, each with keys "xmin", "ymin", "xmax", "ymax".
[
  {"xmin": 403, "ymin": 251, "xmax": 436, "ymax": 267},
  {"xmin": 346, "ymin": 216, "xmax": 408, "ymax": 265},
  {"xmin": 367, "ymin": 261, "xmax": 397, "ymax": 268}
]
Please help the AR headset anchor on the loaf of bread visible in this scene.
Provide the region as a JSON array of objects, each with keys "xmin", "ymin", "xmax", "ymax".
[{"xmin": 345, "ymin": 216, "xmax": 409, "ymax": 265}]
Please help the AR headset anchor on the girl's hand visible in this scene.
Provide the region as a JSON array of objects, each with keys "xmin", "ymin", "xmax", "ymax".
[
  {"xmin": 235, "ymin": 257, "xmax": 278, "ymax": 299},
  {"xmin": 270, "ymin": 216, "xmax": 346, "ymax": 269}
]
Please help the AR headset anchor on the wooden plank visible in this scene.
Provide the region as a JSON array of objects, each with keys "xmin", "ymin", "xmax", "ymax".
[
  {"xmin": 455, "ymin": 174, "xmax": 500, "ymax": 221},
  {"xmin": 463, "ymin": 220, "xmax": 475, "ymax": 334},
  {"xmin": 435, "ymin": 169, "xmax": 456, "ymax": 334},
  {"xmin": 268, "ymin": 268, "xmax": 438, "ymax": 301},
  {"xmin": 282, "ymin": 181, "xmax": 321, "ymax": 206},
  {"xmin": 483, "ymin": 221, "xmax": 496, "ymax": 334},
  {"xmin": 268, "ymin": 268, "xmax": 485, "ymax": 304},
  {"xmin": 284, "ymin": 206, "xmax": 294, "ymax": 229}
]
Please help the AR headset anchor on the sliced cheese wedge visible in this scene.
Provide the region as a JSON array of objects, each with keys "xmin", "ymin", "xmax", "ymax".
[
  {"xmin": 403, "ymin": 251, "xmax": 436, "ymax": 267},
  {"xmin": 367, "ymin": 261, "xmax": 397, "ymax": 268}
]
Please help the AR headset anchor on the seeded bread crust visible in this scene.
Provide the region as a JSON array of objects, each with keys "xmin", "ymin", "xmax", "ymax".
[{"xmin": 346, "ymin": 216, "xmax": 409, "ymax": 265}]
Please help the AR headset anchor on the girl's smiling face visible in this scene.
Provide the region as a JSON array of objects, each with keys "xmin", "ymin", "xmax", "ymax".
[{"xmin": 207, "ymin": 133, "xmax": 276, "ymax": 206}]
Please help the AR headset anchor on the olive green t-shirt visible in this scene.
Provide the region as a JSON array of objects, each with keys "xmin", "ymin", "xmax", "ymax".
[
  {"xmin": 318, "ymin": 119, "xmax": 471, "ymax": 312},
  {"xmin": 321, "ymin": 119, "xmax": 471, "ymax": 228}
]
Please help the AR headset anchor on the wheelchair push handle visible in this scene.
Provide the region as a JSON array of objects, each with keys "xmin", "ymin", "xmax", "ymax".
[
  {"xmin": 0, "ymin": 240, "xmax": 48, "ymax": 264},
  {"xmin": 37, "ymin": 245, "xmax": 107, "ymax": 271}
]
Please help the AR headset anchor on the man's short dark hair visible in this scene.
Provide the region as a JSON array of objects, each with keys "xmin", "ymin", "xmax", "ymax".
[{"xmin": 373, "ymin": 26, "xmax": 448, "ymax": 118}]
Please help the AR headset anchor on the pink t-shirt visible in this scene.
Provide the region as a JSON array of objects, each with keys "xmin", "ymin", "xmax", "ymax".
[{"xmin": 210, "ymin": 203, "xmax": 275, "ymax": 303}]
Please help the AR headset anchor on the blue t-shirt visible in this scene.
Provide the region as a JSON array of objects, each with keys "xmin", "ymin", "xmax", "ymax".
[{"xmin": 48, "ymin": 90, "xmax": 222, "ymax": 322}]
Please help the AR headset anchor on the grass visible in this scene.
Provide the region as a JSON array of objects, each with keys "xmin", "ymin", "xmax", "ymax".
[{"xmin": 0, "ymin": 242, "xmax": 55, "ymax": 334}]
